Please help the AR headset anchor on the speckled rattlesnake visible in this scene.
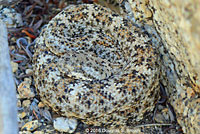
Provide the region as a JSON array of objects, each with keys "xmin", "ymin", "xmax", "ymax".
[{"xmin": 33, "ymin": 4, "xmax": 160, "ymax": 126}]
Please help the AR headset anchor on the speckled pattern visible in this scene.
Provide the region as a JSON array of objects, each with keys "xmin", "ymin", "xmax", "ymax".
[
  {"xmin": 127, "ymin": 0, "xmax": 200, "ymax": 133},
  {"xmin": 33, "ymin": 4, "xmax": 160, "ymax": 126}
]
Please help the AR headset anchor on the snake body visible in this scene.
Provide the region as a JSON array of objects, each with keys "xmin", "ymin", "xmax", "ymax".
[{"xmin": 33, "ymin": 4, "xmax": 160, "ymax": 126}]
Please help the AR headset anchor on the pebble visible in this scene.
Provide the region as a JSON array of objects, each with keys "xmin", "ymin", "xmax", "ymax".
[
  {"xmin": 154, "ymin": 113, "xmax": 165, "ymax": 123},
  {"xmin": 16, "ymin": 94, "xmax": 20, "ymax": 99},
  {"xmin": 0, "ymin": 6, "xmax": 23, "ymax": 28},
  {"xmin": 10, "ymin": 61, "xmax": 18, "ymax": 73},
  {"xmin": 19, "ymin": 131, "xmax": 32, "ymax": 134},
  {"xmin": 33, "ymin": 131, "xmax": 44, "ymax": 134},
  {"xmin": 38, "ymin": 102, "xmax": 45, "ymax": 108},
  {"xmin": 53, "ymin": 117, "xmax": 77, "ymax": 133},
  {"xmin": 17, "ymin": 99, "xmax": 21, "ymax": 107},
  {"xmin": 25, "ymin": 69, "xmax": 33, "ymax": 75},
  {"xmin": 154, "ymin": 105, "xmax": 171, "ymax": 123},
  {"xmin": 22, "ymin": 100, "xmax": 31, "ymax": 107},
  {"xmin": 17, "ymin": 81, "xmax": 35, "ymax": 98},
  {"xmin": 24, "ymin": 78, "xmax": 32, "ymax": 84},
  {"xmin": 9, "ymin": 45, "xmax": 15, "ymax": 51},
  {"xmin": 21, "ymin": 120, "xmax": 40, "ymax": 131},
  {"xmin": 18, "ymin": 111, "xmax": 27, "ymax": 119}
]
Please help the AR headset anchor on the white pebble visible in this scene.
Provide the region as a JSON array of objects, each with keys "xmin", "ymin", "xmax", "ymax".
[
  {"xmin": 26, "ymin": 69, "xmax": 33, "ymax": 75},
  {"xmin": 53, "ymin": 117, "xmax": 77, "ymax": 133},
  {"xmin": 10, "ymin": 61, "xmax": 18, "ymax": 73}
]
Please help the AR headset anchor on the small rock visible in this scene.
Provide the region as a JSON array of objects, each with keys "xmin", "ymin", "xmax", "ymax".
[
  {"xmin": 33, "ymin": 131, "xmax": 44, "ymax": 134},
  {"xmin": 22, "ymin": 100, "xmax": 31, "ymax": 107},
  {"xmin": 17, "ymin": 100, "xmax": 21, "ymax": 107},
  {"xmin": 19, "ymin": 131, "xmax": 32, "ymax": 134},
  {"xmin": 10, "ymin": 61, "xmax": 18, "ymax": 73},
  {"xmin": 18, "ymin": 111, "xmax": 27, "ymax": 119},
  {"xmin": 17, "ymin": 81, "xmax": 35, "ymax": 98},
  {"xmin": 16, "ymin": 94, "xmax": 20, "ymax": 99},
  {"xmin": 53, "ymin": 117, "xmax": 77, "ymax": 133},
  {"xmin": 21, "ymin": 120, "xmax": 40, "ymax": 131},
  {"xmin": 0, "ymin": 7, "xmax": 23, "ymax": 28},
  {"xmin": 25, "ymin": 69, "xmax": 33, "ymax": 75},
  {"xmin": 9, "ymin": 45, "xmax": 15, "ymax": 51},
  {"xmin": 24, "ymin": 78, "xmax": 32, "ymax": 84},
  {"xmin": 154, "ymin": 113, "xmax": 165, "ymax": 123},
  {"xmin": 38, "ymin": 102, "xmax": 44, "ymax": 108},
  {"xmin": 154, "ymin": 107, "xmax": 171, "ymax": 123}
]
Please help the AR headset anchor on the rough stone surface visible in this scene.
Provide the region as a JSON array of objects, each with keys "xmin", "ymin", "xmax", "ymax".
[
  {"xmin": 128, "ymin": 0, "xmax": 200, "ymax": 133},
  {"xmin": 33, "ymin": 4, "xmax": 160, "ymax": 127},
  {"xmin": 149, "ymin": 1, "xmax": 200, "ymax": 133}
]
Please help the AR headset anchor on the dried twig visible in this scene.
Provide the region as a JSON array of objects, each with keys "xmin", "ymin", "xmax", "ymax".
[{"xmin": 134, "ymin": 123, "xmax": 172, "ymax": 128}]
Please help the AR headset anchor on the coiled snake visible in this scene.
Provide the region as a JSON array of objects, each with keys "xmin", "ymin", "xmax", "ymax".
[{"xmin": 33, "ymin": 4, "xmax": 160, "ymax": 126}]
